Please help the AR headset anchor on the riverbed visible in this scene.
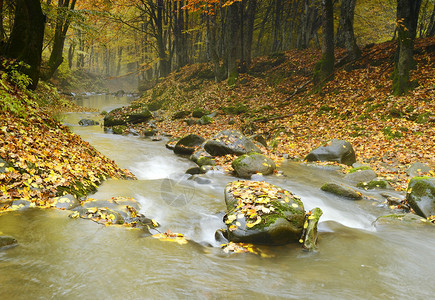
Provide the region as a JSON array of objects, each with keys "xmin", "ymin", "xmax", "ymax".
[{"xmin": 1, "ymin": 94, "xmax": 434, "ymax": 299}]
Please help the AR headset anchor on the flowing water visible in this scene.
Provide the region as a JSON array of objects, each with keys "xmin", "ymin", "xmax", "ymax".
[{"xmin": 1, "ymin": 95, "xmax": 434, "ymax": 299}]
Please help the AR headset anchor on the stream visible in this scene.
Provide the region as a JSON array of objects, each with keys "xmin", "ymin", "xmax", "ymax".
[{"xmin": 1, "ymin": 94, "xmax": 434, "ymax": 299}]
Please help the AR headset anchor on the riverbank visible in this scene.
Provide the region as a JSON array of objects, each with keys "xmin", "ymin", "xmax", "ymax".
[
  {"xmin": 131, "ymin": 38, "xmax": 435, "ymax": 191},
  {"xmin": 0, "ymin": 66, "xmax": 134, "ymax": 208}
]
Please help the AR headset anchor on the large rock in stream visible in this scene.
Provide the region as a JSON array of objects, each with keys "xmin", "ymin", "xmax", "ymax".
[
  {"xmin": 231, "ymin": 152, "xmax": 276, "ymax": 178},
  {"xmin": 406, "ymin": 177, "xmax": 435, "ymax": 218},
  {"xmin": 204, "ymin": 130, "xmax": 260, "ymax": 156},
  {"xmin": 0, "ymin": 236, "xmax": 18, "ymax": 248},
  {"xmin": 224, "ymin": 180, "xmax": 306, "ymax": 245},
  {"xmin": 104, "ymin": 103, "xmax": 152, "ymax": 127},
  {"xmin": 174, "ymin": 134, "xmax": 205, "ymax": 155},
  {"xmin": 305, "ymin": 139, "xmax": 356, "ymax": 166}
]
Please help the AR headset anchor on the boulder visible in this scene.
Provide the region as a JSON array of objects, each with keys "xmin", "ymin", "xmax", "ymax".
[
  {"xmin": 204, "ymin": 130, "xmax": 261, "ymax": 156},
  {"xmin": 199, "ymin": 115, "xmax": 213, "ymax": 125},
  {"xmin": 78, "ymin": 119, "xmax": 99, "ymax": 126},
  {"xmin": 0, "ymin": 236, "xmax": 18, "ymax": 248},
  {"xmin": 374, "ymin": 213, "xmax": 432, "ymax": 226},
  {"xmin": 357, "ymin": 179, "xmax": 389, "ymax": 190},
  {"xmin": 321, "ymin": 182, "xmax": 362, "ymax": 200},
  {"xmin": 104, "ymin": 104, "xmax": 152, "ymax": 127},
  {"xmin": 302, "ymin": 207, "xmax": 323, "ymax": 251},
  {"xmin": 224, "ymin": 180, "xmax": 306, "ymax": 245},
  {"xmin": 174, "ymin": 134, "xmax": 205, "ymax": 155},
  {"xmin": 192, "ymin": 109, "xmax": 209, "ymax": 118},
  {"xmin": 406, "ymin": 177, "xmax": 435, "ymax": 218},
  {"xmin": 250, "ymin": 134, "xmax": 268, "ymax": 148},
  {"xmin": 406, "ymin": 162, "xmax": 431, "ymax": 177},
  {"xmin": 305, "ymin": 139, "xmax": 356, "ymax": 166},
  {"xmin": 344, "ymin": 169, "xmax": 377, "ymax": 184},
  {"xmin": 232, "ymin": 152, "xmax": 276, "ymax": 178},
  {"xmin": 172, "ymin": 110, "xmax": 191, "ymax": 120}
]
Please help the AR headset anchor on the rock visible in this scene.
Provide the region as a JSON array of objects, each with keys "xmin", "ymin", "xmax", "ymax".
[
  {"xmin": 344, "ymin": 169, "xmax": 377, "ymax": 183},
  {"xmin": 320, "ymin": 182, "xmax": 362, "ymax": 200},
  {"xmin": 199, "ymin": 115, "xmax": 213, "ymax": 125},
  {"xmin": 165, "ymin": 138, "xmax": 179, "ymax": 150},
  {"xmin": 192, "ymin": 176, "xmax": 212, "ymax": 185},
  {"xmin": 151, "ymin": 136, "xmax": 162, "ymax": 141},
  {"xmin": 231, "ymin": 152, "xmax": 276, "ymax": 178},
  {"xmin": 185, "ymin": 119, "xmax": 197, "ymax": 126},
  {"xmin": 174, "ymin": 134, "xmax": 205, "ymax": 155},
  {"xmin": 406, "ymin": 177, "xmax": 435, "ymax": 218},
  {"xmin": 302, "ymin": 207, "xmax": 323, "ymax": 251},
  {"xmin": 204, "ymin": 130, "xmax": 261, "ymax": 156},
  {"xmin": 172, "ymin": 110, "xmax": 191, "ymax": 120},
  {"xmin": 71, "ymin": 197, "xmax": 157, "ymax": 229},
  {"xmin": 192, "ymin": 109, "xmax": 209, "ymax": 118},
  {"xmin": 143, "ymin": 128, "xmax": 158, "ymax": 136},
  {"xmin": 0, "ymin": 236, "xmax": 18, "ymax": 248},
  {"xmin": 200, "ymin": 165, "xmax": 213, "ymax": 173},
  {"xmin": 78, "ymin": 119, "xmax": 99, "ymax": 126},
  {"xmin": 406, "ymin": 162, "xmax": 431, "ymax": 177},
  {"xmin": 128, "ymin": 128, "xmax": 140, "ymax": 136},
  {"xmin": 357, "ymin": 179, "xmax": 389, "ymax": 190},
  {"xmin": 190, "ymin": 149, "xmax": 210, "ymax": 163},
  {"xmin": 114, "ymin": 90, "xmax": 125, "ymax": 96},
  {"xmin": 196, "ymin": 156, "xmax": 215, "ymax": 167},
  {"xmin": 305, "ymin": 139, "xmax": 356, "ymax": 166},
  {"xmin": 0, "ymin": 158, "xmax": 9, "ymax": 173},
  {"xmin": 250, "ymin": 134, "xmax": 268, "ymax": 148},
  {"xmin": 104, "ymin": 104, "xmax": 152, "ymax": 126},
  {"xmin": 224, "ymin": 180, "xmax": 306, "ymax": 245},
  {"xmin": 186, "ymin": 167, "xmax": 202, "ymax": 175},
  {"xmin": 49, "ymin": 194, "xmax": 80, "ymax": 210},
  {"xmin": 112, "ymin": 125, "xmax": 127, "ymax": 135},
  {"xmin": 374, "ymin": 213, "xmax": 433, "ymax": 226}
]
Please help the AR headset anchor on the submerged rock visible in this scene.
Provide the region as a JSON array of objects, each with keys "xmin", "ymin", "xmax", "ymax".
[
  {"xmin": 0, "ymin": 236, "xmax": 18, "ymax": 248},
  {"xmin": 48, "ymin": 194, "xmax": 80, "ymax": 210},
  {"xmin": 174, "ymin": 134, "xmax": 205, "ymax": 155},
  {"xmin": 78, "ymin": 119, "xmax": 99, "ymax": 126},
  {"xmin": 224, "ymin": 180, "xmax": 306, "ymax": 245},
  {"xmin": 70, "ymin": 197, "xmax": 158, "ymax": 229},
  {"xmin": 374, "ymin": 213, "xmax": 434, "ymax": 226},
  {"xmin": 321, "ymin": 182, "xmax": 362, "ymax": 200},
  {"xmin": 231, "ymin": 152, "xmax": 276, "ymax": 178},
  {"xmin": 204, "ymin": 130, "xmax": 260, "ymax": 156},
  {"xmin": 406, "ymin": 177, "xmax": 435, "ymax": 218},
  {"xmin": 305, "ymin": 139, "xmax": 356, "ymax": 166},
  {"xmin": 344, "ymin": 169, "xmax": 377, "ymax": 184}
]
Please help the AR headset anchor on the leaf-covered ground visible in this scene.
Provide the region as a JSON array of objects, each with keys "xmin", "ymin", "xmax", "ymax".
[
  {"xmin": 0, "ymin": 70, "xmax": 134, "ymax": 208},
  {"xmin": 135, "ymin": 38, "xmax": 435, "ymax": 191}
]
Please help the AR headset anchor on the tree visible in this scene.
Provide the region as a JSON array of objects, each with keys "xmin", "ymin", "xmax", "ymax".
[
  {"xmin": 336, "ymin": 0, "xmax": 361, "ymax": 60},
  {"xmin": 313, "ymin": 0, "xmax": 334, "ymax": 87},
  {"xmin": 392, "ymin": 0, "xmax": 422, "ymax": 96},
  {"xmin": 43, "ymin": 0, "xmax": 78, "ymax": 80},
  {"xmin": 2, "ymin": 0, "xmax": 46, "ymax": 90}
]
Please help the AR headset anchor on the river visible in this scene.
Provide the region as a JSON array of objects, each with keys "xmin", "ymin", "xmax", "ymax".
[{"xmin": 1, "ymin": 94, "xmax": 434, "ymax": 299}]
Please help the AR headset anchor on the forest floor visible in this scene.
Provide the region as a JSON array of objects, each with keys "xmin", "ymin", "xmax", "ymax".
[{"xmin": 135, "ymin": 37, "xmax": 435, "ymax": 192}]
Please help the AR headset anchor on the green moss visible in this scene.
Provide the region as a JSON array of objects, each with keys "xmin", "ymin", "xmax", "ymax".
[
  {"xmin": 357, "ymin": 180, "xmax": 388, "ymax": 189},
  {"xmin": 408, "ymin": 177, "xmax": 435, "ymax": 198},
  {"xmin": 112, "ymin": 125, "xmax": 127, "ymax": 135},
  {"xmin": 349, "ymin": 166, "xmax": 372, "ymax": 173}
]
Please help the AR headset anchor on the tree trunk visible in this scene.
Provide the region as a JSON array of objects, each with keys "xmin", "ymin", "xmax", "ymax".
[
  {"xmin": 68, "ymin": 42, "xmax": 74, "ymax": 69},
  {"xmin": 0, "ymin": 0, "xmax": 5, "ymax": 42},
  {"xmin": 242, "ymin": 0, "xmax": 256, "ymax": 68},
  {"xmin": 271, "ymin": 0, "xmax": 282, "ymax": 52},
  {"xmin": 43, "ymin": 0, "xmax": 77, "ymax": 80},
  {"xmin": 3, "ymin": 0, "xmax": 45, "ymax": 90},
  {"xmin": 225, "ymin": 2, "xmax": 240, "ymax": 85},
  {"xmin": 426, "ymin": 3, "xmax": 435, "ymax": 37},
  {"xmin": 336, "ymin": 0, "xmax": 361, "ymax": 60},
  {"xmin": 392, "ymin": 0, "xmax": 422, "ymax": 96},
  {"xmin": 313, "ymin": 0, "xmax": 334, "ymax": 87}
]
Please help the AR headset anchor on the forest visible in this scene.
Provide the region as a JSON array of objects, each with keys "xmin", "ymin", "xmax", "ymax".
[{"xmin": 1, "ymin": 1, "xmax": 435, "ymax": 298}]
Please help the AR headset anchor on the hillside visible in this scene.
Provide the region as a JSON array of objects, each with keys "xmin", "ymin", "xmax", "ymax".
[{"xmin": 134, "ymin": 38, "xmax": 435, "ymax": 191}]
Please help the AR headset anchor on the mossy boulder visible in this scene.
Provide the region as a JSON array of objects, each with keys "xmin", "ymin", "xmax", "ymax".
[
  {"xmin": 112, "ymin": 125, "xmax": 127, "ymax": 135},
  {"xmin": 192, "ymin": 109, "xmax": 209, "ymax": 118},
  {"xmin": 172, "ymin": 110, "xmax": 191, "ymax": 120},
  {"xmin": 374, "ymin": 213, "xmax": 434, "ymax": 226},
  {"xmin": 104, "ymin": 104, "xmax": 152, "ymax": 127},
  {"xmin": 305, "ymin": 139, "xmax": 356, "ymax": 166},
  {"xmin": 302, "ymin": 207, "xmax": 323, "ymax": 251},
  {"xmin": 0, "ymin": 236, "xmax": 18, "ymax": 248},
  {"xmin": 231, "ymin": 152, "xmax": 276, "ymax": 178},
  {"xmin": 321, "ymin": 182, "xmax": 362, "ymax": 200},
  {"xmin": 406, "ymin": 177, "xmax": 435, "ymax": 218},
  {"xmin": 204, "ymin": 130, "xmax": 260, "ymax": 156},
  {"xmin": 196, "ymin": 156, "xmax": 215, "ymax": 167},
  {"xmin": 199, "ymin": 115, "xmax": 213, "ymax": 125},
  {"xmin": 224, "ymin": 181, "xmax": 306, "ymax": 245},
  {"xmin": 174, "ymin": 134, "xmax": 205, "ymax": 155}
]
